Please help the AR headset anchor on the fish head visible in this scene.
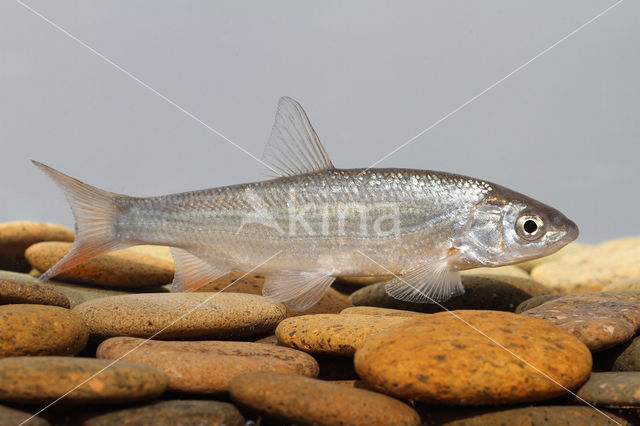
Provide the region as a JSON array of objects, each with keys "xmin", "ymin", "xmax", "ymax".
[{"xmin": 457, "ymin": 187, "xmax": 579, "ymax": 267}]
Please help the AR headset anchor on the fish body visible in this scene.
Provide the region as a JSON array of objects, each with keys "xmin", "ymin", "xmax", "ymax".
[{"xmin": 34, "ymin": 97, "xmax": 578, "ymax": 310}]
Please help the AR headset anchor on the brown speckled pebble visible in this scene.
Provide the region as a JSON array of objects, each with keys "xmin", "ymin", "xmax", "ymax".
[
  {"xmin": 0, "ymin": 356, "xmax": 167, "ymax": 404},
  {"xmin": 84, "ymin": 400, "xmax": 244, "ymax": 426},
  {"xmin": 0, "ymin": 404, "xmax": 50, "ymax": 426},
  {"xmin": 96, "ymin": 337, "xmax": 319, "ymax": 393},
  {"xmin": 349, "ymin": 274, "xmax": 549, "ymax": 313},
  {"xmin": 25, "ymin": 242, "xmax": 173, "ymax": 288},
  {"xmin": 73, "ymin": 293, "xmax": 287, "ymax": 339},
  {"xmin": 0, "ymin": 278, "xmax": 70, "ymax": 308},
  {"xmin": 516, "ymin": 290, "xmax": 640, "ymax": 314},
  {"xmin": 575, "ymin": 372, "xmax": 640, "ymax": 408},
  {"xmin": 197, "ymin": 271, "xmax": 353, "ymax": 315},
  {"xmin": 0, "ymin": 305, "xmax": 88, "ymax": 357},
  {"xmin": 354, "ymin": 310, "xmax": 592, "ymax": 405},
  {"xmin": 522, "ymin": 296, "xmax": 640, "ymax": 352},
  {"xmin": 229, "ymin": 372, "xmax": 420, "ymax": 426},
  {"xmin": 0, "ymin": 221, "xmax": 74, "ymax": 272},
  {"xmin": 340, "ymin": 306, "xmax": 425, "ymax": 317},
  {"xmin": 275, "ymin": 314, "xmax": 410, "ymax": 356}
]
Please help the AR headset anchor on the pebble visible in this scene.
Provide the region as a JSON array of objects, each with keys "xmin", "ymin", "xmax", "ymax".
[
  {"xmin": 515, "ymin": 290, "xmax": 640, "ymax": 313},
  {"xmin": 72, "ymin": 293, "xmax": 287, "ymax": 339},
  {"xmin": 603, "ymin": 276, "xmax": 640, "ymax": 291},
  {"xmin": 0, "ymin": 404, "xmax": 49, "ymax": 426},
  {"xmin": 340, "ymin": 306, "xmax": 424, "ymax": 317},
  {"xmin": 25, "ymin": 242, "xmax": 173, "ymax": 288},
  {"xmin": 421, "ymin": 405, "xmax": 627, "ymax": 426},
  {"xmin": 84, "ymin": 400, "xmax": 245, "ymax": 426},
  {"xmin": 531, "ymin": 241, "xmax": 640, "ymax": 292},
  {"xmin": 349, "ymin": 274, "xmax": 549, "ymax": 313},
  {"xmin": 575, "ymin": 372, "xmax": 640, "ymax": 408},
  {"xmin": 0, "ymin": 221, "xmax": 74, "ymax": 272},
  {"xmin": 96, "ymin": 337, "xmax": 319, "ymax": 393},
  {"xmin": 229, "ymin": 372, "xmax": 421, "ymax": 426},
  {"xmin": 354, "ymin": 310, "xmax": 592, "ymax": 405},
  {"xmin": 521, "ymin": 296, "xmax": 640, "ymax": 352},
  {"xmin": 515, "ymin": 242, "xmax": 588, "ymax": 272},
  {"xmin": 0, "ymin": 305, "xmax": 88, "ymax": 357},
  {"xmin": 275, "ymin": 314, "xmax": 410, "ymax": 355},
  {"xmin": 196, "ymin": 271, "xmax": 353, "ymax": 315},
  {"xmin": 0, "ymin": 356, "xmax": 167, "ymax": 404},
  {"xmin": 605, "ymin": 336, "xmax": 640, "ymax": 371},
  {"xmin": 0, "ymin": 278, "xmax": 70, "ymax": 308}
]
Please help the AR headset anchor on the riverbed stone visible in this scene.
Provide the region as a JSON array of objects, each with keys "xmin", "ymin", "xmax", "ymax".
[
  {"xmin": 354, "ymin": 310, "xmax": 592, "ymax": 405},
  {"xmin": 84, "ymin": 400, "xmax": 244, "ymax": 426},
  {"xmin": 229, "ymin": 371, "xmax": 420, "ymax": 426},
  {"xmin": 96, "ymin": 337, "xmax": 319, "ymax": 393},
  {"xmin": 0, "ymin": 221, "xmax": 74, "ymax": 273},
  {"xmin": 340, "ymin": 306, "xmax": 424, "ymax": 317},
  {"xmin": 516, "ymin": 242, "xmax": 588, "ymax": 272},
  {"xmin": 275, "ymin": 314, "xmax": 410, "ymax": 355},
  {"xmin": 605, "ymin": 337, "xmax": 640, "ymax": 371},
  {"xmin": 0, "ymin": 404, "xmax": 50, "ymax": 426},
  {"xmin": 531, "ymin": 242, "xmax": 640, "ymax": 292},
  {"xmin": 575, "ymin": 372, "xmax": 640, "ymax": 408},
  {"xmin": 73, "ymin": 293, "xmax": 287, "ymax": 339},
  {"xmin": 603, "ymin": 276, "xmax": 640, "ymax": 292},
  {"xmin": 521, "ymin": 296, "xmax": 640, "ymax": 352},
  {"xmin": 25, "ymin": 242, "xmax": 173, "ymax": 288},
  {"xmin": 0, "ymin": 356, "xmax": 167, "ymax": 404},
  {"xmin": 349, "ymin": 274, "xmax": 549, "ymax": 313},
  {"xmin": 0, "ymin": 305, "xmax": 88, "ymax": 357},
  {"xmin": 516, "ymin": 290, "xmax": 640, "ymax": 314},
  {"xmin": 0, "ymin": 278, "xmax": 70, "ymax": 308}
]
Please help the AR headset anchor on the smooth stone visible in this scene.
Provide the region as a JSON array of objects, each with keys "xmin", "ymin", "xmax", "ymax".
[
  {"xmin": 0, "ymin": 305, "xmax": 88, "ymax": 357},
  {"xmin": 25, "ymin": 242, "xmax": 173, "ymax": 288},
  {"xmin": 84, "ymin": 400, "xmax": 244, "ymax": 426},
  {"xmin": 531, "ymin": 242, "xmax": 640, "ymax": 292},
  {"xmin": 576, "ymin": 372, "xmax": 640, "ymax": 408},
  {"xmin": 354, "ymin": 310, "xmax": 592, "ymax": 405},
  {"xmin": 349, "ymin": 274, "xmax": 549, "ymax": 313},
  {"xmin": 275, "ymin": 314, "xmax": 410, "ymax": 356},
  {"xmin": 603, "ymin": 276, "xmax": 640, "ymax": 291},
  {"xmin": 340, "ymin": 306, "xmax": 424, "ymax": 317},
  {"xmin": 197, "ymin": 271, "xmax": 353, "ymax": 315},
  {"xmin": 516, "ymin": 290, "xmax": 640, "ymax": 314},
  {"xmin": 607, "ymin": 337, "xmax": 640, "ymax": 371},
  {"xmin": 252, "ymin": 334, "xmax": 280, "ymax": 346},
  {"xmin": 96, "ymin": 337, "xmax": 319, "ymax": 393},
  {"xmin": 0, "ymin": 221, "xmax": 74, "ymax": 272},
  {"xmin": 521, "ymin": 296, "xmax": 640, "ymax": 352},
  {"xmin": 0, "ymin": 404, "xmax": 50, "ymax": 426},
  {"xmin": 420, "ymin": 405, "xmax": 628, "ymax": 426},
  {"xmin": 73, "ymin": 293, "xmax": 287, "ymax": 339},
  {"xmin": 460, "ymin": 265, "xmax": 529, "ymax": 278},
  {"xmin": 516, "ymin": 242, "xmax": 588, "ymax": 272},
  {"xmin": 229, "ymin": 372, "xmax": 420, "ymax": 426},
  {"xmin": 0, "ymin": 356, "xmax": 167, "ymax": 404},
  {"xmin": 0, "ymin": 278, "xmax": 70, "ymax": 308}
]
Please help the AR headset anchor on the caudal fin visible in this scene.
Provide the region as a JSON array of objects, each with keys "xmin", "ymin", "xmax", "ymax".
[{"xmin": 32, "ymin": 161, "xmax": 130, "ymax": 280}]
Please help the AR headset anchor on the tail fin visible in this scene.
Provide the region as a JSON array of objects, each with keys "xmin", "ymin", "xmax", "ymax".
[{"xmin": 32, "ymin": 161, "xmax": 131, "ymax": 280}]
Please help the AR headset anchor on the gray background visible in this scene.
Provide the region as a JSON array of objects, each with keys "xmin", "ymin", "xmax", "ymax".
[{"xmin": 0, "ymin": 1, "xmax": 638, "ymax": 243}]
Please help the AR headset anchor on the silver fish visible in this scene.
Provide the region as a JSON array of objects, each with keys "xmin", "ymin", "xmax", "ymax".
[{"xmin": 33, "ymin": 97, "xmax": 578, "ymax": 311}]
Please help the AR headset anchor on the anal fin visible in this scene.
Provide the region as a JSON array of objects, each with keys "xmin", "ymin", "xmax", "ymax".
[
  {"xmin": 385, "ymin": 260, "xmax": 463, "ymax": 304},
  {"xmin": 262, "ymin": 271, "xmax": 335, "ymax": 312},
  {"xmin": 170, "ymin": 248, "xmax": 227, "ymax": 292}
]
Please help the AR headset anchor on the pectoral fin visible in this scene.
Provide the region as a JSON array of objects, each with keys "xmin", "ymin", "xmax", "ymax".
[
  {"xmin": 170, "ymin": 248, "xmax": 228, "ymax": 292},
  {"xmin": 262, "ymin": 271, "xmax": 335, "ymax": 311},
  {"xmin": 385, "ymin": 260, "xmax": 463, "ymax": 304}
]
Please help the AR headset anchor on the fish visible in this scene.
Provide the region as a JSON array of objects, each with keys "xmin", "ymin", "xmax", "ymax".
[{"xmin": 32, "ymin": 96, "xmax": 578, "ymax": 311}]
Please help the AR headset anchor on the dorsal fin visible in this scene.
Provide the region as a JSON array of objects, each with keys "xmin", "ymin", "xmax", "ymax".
[{"xmin": 262, "ymin": 97, "xmax": 334, "ymax": 178}]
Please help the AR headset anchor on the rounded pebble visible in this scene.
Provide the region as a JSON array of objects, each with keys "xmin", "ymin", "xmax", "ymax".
[
  {"xmin": 25, "ymin": 242, "xmax": 173, "ymax": 288},
  {"xmin": 0, "ymin": 278, "xmax": 70, "ymax": 308},
  {"xmin": 340, "ymin": 306, "xmax": 424, "ymax": 317},
  {"xmin": 96, "ymin": 337, "xmax": 319, "ymax": 393},
  {"xmin": 516, "ymin": 290, "xmax": 640, "ymax": 314},
  {"xmin": 0, "ymin": 221, "xmax": 74, "ymax": 272},
  {"xmin": 73, "ymin": 293, "xmax": 287, "ymax": 339},
  {"xmin": 0, "ymin": 404, "xmax": 50, "ymax": 426},
  {"xmin": 229, "ymin": 372, "xmax": 420, "ymax": 426},
  {"xmin": 603, "ymin": 276, "xmax": 640, "ymax": 292},
  {"xmin": 84, "ymin": 400, "xmax": 244, "ymax": 426},
  {"xmin": 521, "ymin": 296, "xmax": 640, "ymax": 352},
  {"xmin": 515, "ymin": 242, "xmax": 588, "ymax": 272},
  {"xmin": 575, "ymin": 372, "xmax": 640, "ymax": 408},
  {"xmin": 0, "ymin": 356, "xmax": 167, "ymax": 404},
  {"xmin": 0, "ymin": 305, "xmax": 88, "ymax": 357},
  {"xmin": 275, "ymin": 314, "xmax": 410, "ymax": 355},
  {"xmin": 354, "ymin": 310, "xmax": 592, "ymax": 405}
]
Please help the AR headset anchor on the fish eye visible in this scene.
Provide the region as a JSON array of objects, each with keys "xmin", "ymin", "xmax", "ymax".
[{"xmin": 516, "ymin": 214, "xmax": 544, "ymax": 241}]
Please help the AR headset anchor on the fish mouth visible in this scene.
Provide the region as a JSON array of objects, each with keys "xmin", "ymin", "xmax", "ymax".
[{"xmin": 564, "ymin": 218, "xmax": 579, "ymax": 243}]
